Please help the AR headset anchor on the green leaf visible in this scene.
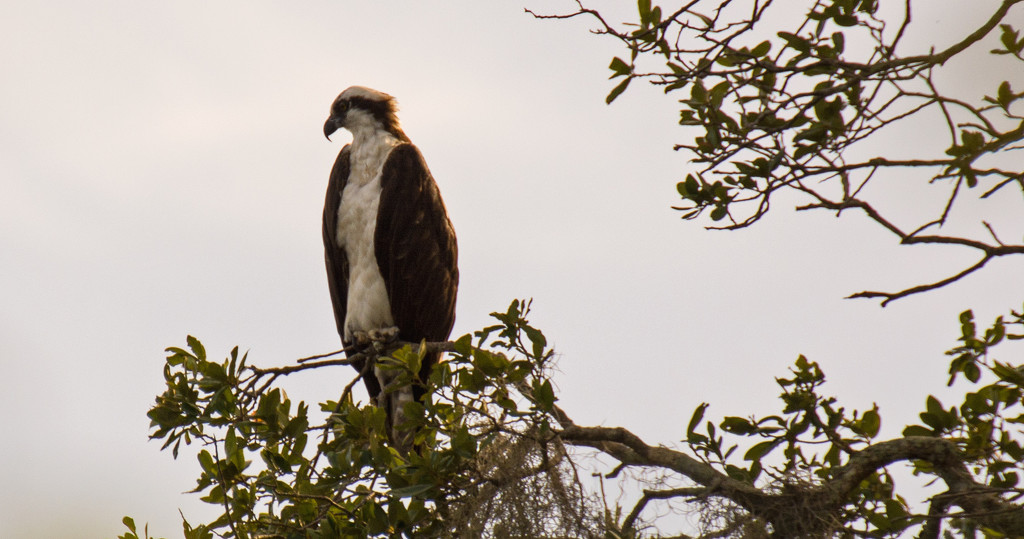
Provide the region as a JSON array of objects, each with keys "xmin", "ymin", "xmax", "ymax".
[
  {"xmin": 744, "ymin": 439, "xmax": 780, "ymax": 462},
  {"xmin": 685, "ymin": 174, "xmax": 700, "ymax": 196},
  {"xmin": 637, "ymin": 0, "xmax": 651, "ymax": 19},
  {"xmin": 961, "ymin": 130, "xmax": 985, "ymax": 152},
  {"xmin": 165, "ymin": 346, "xmax": 194, "ymax": 364},
  {"xmin": 884, "ymin": 498, "xmax": 909, "ymax": 520},
  {"xmin": 607, "ymin": 77, "xmax": 631, "ymax": 104},
  {"xmin": 709, "ymin": 205, "xmax": 727, "ymax": 221},
  {"xmin": 182, "ymin": 516, "xmax": 213, "ymax": 539},
  {"xmin": 860, "ymin": 408, "xmax": 881, "ymax": 438},
  {"xmin": 365, "ymin": 501, "xmax": 389, "ymax": 535},
  {"xmin": 523, "ymin": 325, "xmax": 547, "ymax": 358},
  {"xmin": 186, "ymin": 335, "xmax": 206, "ymax": 361},
  {"xmin": 750, "ymin": 40, "xmax": 771, "ymax": 58},
  {"xmin": 721, "ymin": 416, "xmax": 757, "ymax": 435},
  {"xmin": 777, "ymin": 32, "xmax": 810, "ymax": 54},
  {"xmin": 1000, "ymin": 24, "xmax": 1020, "ymax": 52},
  {"xmin": 903, "ymin": 424, "xmax": 933, "ymax": 437},
  {"xmin": 225, "ymin": 427, "xmax": 238, "ymax": 462},
  {"xmin": 472, "ymin": 348, "xmax": 505, "ymax": 376},
  {"xmin": 608, "ymin": 56, "xmax": 631, "ymax": 78},
  {"xmin": 687, "ymin": 403, "xmax": 709, "ymax": 443},
  {"xmin": 997, "ymin": 80, "xmax": 1014, "ymax": 108},
  {"xmin": 676, "ymin": 181, "xmax": 689, "ymax": 197},
  {"xmin": 197, "ymin": 449, "xmax": 216, "ymax": 476},
  {"xmin": 993, "ymin": 361, "xmax": 1024, "ymax": 385},
  {"xmin": 724, "ymin": 464, "xmax": 755, "ymax": 482},
  {"xmin": 391, "ymin": 483, "xmax": 434, "ymax": 498},
  {"xmin": 858, "ymin": 0, "xmax": 878, "ymax": 13},
  {"xmin": 532, "ymin": 379, "xmax": 556, "ymax": 411},
  {"xmin": 833, "ymin": 13, "xmax": 858, "ymax": 26},
  {"xmin": 453, "ymin": 332, "xmax": 473, "ymax": 355},
  {"xmin": 832, "ymin": 32, "xmax": 845, "ymax": 54},
  {"xmin": 960, "ymin": 310, "xmax": 976, "ymax": 339},
  {"xmin": 964, "ymin": 361, "xmax": 981, "ymax": 383}
]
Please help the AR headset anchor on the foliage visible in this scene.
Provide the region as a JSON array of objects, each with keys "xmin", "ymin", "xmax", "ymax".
[
  {"xmin": 124, "ymin": 302, "xmax": 1024, "ymax": 538},
  {"xmin": 128, "ymin": 300, "xmax": 605, "ymax": 538},
  {"xmin": 674, "ymin": 306, "xmax": 1024, "ymax": 537},
  {"xmin": 532, "ymin": 0, "xmax": 1024, "ymax": 304}
]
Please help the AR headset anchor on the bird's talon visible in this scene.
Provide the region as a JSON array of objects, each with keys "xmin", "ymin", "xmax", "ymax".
[
  {"xmin": 351, "ymin": 331, "xmax": 371, "ymax": 346},
  {"xmin": 369, "ymin": 326, "xmax": 400, "ymax": 343}
]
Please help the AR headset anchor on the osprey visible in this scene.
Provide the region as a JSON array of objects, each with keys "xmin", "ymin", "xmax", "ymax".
[{"xmin": 322, "ymin": 86, "xmax": 458, "ymax": 445}]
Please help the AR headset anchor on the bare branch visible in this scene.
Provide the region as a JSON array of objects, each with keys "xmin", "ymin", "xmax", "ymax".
[
  {"xmin": 795, "ymin": 196, "xmax": 1024, "ymax": 304},
  {"xmin": 557, "ymin": 424, "xmax": 768, "ymax": 515},
  {"xmin": 847, "ymin": 256, "xmax": 993, "ymax": 306},
  {"xmin": 623, "ymin": 486, "xmax": 710, "ymax": 532},
  {"xmin": 295, "ymin": 348, "xmax": 346, "ymax": 363}
]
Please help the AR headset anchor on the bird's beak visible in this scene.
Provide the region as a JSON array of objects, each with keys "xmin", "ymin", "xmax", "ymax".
[{"xmin": 324, "ymin": 116, "xmax": 341, "ymax": 141}]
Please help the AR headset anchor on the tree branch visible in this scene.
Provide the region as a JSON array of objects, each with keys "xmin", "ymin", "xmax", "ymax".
[
  {"xmin": 623, "ymin": 486, "xmax": 711, "ymax": 532},
  {"xmin": 795, "ymin": 196, "xmax": 1024, "ymax": 305},
  {"xmin": 557, "ymin": 424, "xmax": 769, "ymax": 514},
  {"xmin": 559, "ymin": 423, "xmax": 1024, "ymax": 536},
  {"xmin": 847, "ymin": 256, "xmax": 993, "ymax": 306},
  {"xmin": 916, "ymin": 492, "xmax": 951, "ymax": 539},
  {"xmin": 827, "ymin": 436, "xmax": 1024, "ymax": 534}
]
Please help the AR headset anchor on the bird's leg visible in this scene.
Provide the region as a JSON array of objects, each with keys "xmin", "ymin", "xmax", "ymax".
[
  {"xmin": 364, "ymin": 325, "xmax": 411, "ymax": 453},
  {"xmin": 384, "ymin": 383, "xmax": 415, "ymax": 454}
]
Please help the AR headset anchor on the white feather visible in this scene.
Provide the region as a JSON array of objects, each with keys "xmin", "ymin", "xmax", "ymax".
[{"xmin": 335, "ymin": 108, "xmax": 402, "ymax": 341}]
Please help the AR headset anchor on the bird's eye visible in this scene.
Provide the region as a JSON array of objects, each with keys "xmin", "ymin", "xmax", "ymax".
[{"xmin": 333, "ymin": 101, "xmax": 348, "ymax": 115}]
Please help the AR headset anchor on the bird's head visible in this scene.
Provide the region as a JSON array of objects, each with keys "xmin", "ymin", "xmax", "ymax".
[{"xmin": 323, "ymin": 86, "xmax": 408, "ymax": 142}]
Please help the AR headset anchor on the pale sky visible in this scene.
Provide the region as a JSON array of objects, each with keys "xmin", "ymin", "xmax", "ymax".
[{"xmin": 2, "ymin": 1, "xmax": 1022, "ymax": 537}]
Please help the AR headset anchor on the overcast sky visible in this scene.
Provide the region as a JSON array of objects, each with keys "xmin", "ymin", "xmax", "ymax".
[{"xmin": 2, "ymin": 1, "xmax": 1023, "ymax": 537}]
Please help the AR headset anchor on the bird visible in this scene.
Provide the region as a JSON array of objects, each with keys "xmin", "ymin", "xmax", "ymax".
[{"xmin": 322, "ymin": 86, "xmax": 459, "ymax": 448}]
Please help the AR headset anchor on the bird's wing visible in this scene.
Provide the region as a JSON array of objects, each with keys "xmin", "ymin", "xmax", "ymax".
[
  {"xmin": 375, "ymin": 143, "xmax": 459, "ymax": 348},
  {"xmin": 323, "ymin": 144, "xmax": 352, "ymax": 343}
]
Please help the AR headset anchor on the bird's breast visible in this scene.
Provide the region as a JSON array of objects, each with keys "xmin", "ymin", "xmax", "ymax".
[{"xmin": 336, "ymin": 136, "xmax": 400, "ymax": 341}]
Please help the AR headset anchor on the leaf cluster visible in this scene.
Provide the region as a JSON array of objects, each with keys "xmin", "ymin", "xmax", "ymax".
[
  {"xmin": 684, "ymin": 353, "xmax": 914, "ymax": 536},
  {"xmin": 904, "ymin": 309, "xmax": 1024, "ymax": 503},
  {"xmin": 131, "ymin": 300, "xmax": 602, "ymax": 539},
  {"xmin": 126, "ymin": 300, "xmax": 1024, "ymax": 538},
  {"xmin": 557, "ymin": 0, "xmax": 1024, "ymax": 304},
  {"xmin": 664, "ymin": 306, "xmax": 1024, "ymax": 537}
]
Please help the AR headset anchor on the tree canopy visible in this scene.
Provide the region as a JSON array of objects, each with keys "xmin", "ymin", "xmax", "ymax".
[{"xmin": 532, "ymin": 0, "xmax": 1024, "ymax": 304}]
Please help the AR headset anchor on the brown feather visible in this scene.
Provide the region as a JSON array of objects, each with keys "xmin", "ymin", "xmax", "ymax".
[{"xmin": 375, "ymin": 143, "xmax": 459, "ymax": 400}]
